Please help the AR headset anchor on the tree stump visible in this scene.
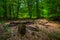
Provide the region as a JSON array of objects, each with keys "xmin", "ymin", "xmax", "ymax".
[{"xmin": 18, "ymin": 24, "xmax": 26, "ymax": 37}]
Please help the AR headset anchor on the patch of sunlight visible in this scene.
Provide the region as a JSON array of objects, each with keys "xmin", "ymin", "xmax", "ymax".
[
  {"xmin": 32, "ymin": 16, "xmax": 36, "ymax": 18},
  {"xmin": 43, "ymin": 9, "xmax": 48, "ymax": 14},
  {"xmin": 24, "ymin": 13, "xmax": 28, "ymax": 17},
  {"xmin": 18, "ymin": 13, "xmax": 29, "ymax": 18},
  {"xmin": 42, "ymin": 9, "xmax": 49, "ymax": 18}
]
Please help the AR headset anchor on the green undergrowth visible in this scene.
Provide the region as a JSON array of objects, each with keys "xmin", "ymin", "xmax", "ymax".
[{"xmin": 0, "ymin": 22, "xmax": 11, "ymax": 40}]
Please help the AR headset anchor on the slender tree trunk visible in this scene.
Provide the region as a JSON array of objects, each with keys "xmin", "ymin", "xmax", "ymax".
[
  {"xmin": 11, "ymin": 0, "xmax": 14, "ymax": 19},
  {"xmin": 16, "ymin": 0, "xmax": 21, "ymax": 19},
  {"xmin": 27, "ymin": 0, "xmax": 32, "ymax": 18},
  {"xmin": 9, "ymin": 3, "xmax": 11, "ymax": 20},
  {"xmin": 2, "ymin": 0, "xmax": 4, "ymax": 19},
  {"xmin": 36, "ymin": 0, "xmax": 40, "ymax": 18},
  {"xmin": 12, "ymin": 0, "xmax": 15, "ymax": 19},
  {"xmin": 4, "ymin": 0, "xmax": 7, "ymax": 19}
]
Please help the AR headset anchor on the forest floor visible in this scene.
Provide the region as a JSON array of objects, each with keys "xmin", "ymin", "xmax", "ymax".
[{"xmin": 0, "ymin": 19, "xmax": 60, "ymax": 40}]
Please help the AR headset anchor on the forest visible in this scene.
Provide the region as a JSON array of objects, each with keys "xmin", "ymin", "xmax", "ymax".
[
  {"xmin": 0, "ymin": 0, "xmax": 60, "ymax": 20},
  {"xmin": 0, "ymin": 0, "xmax": 60, "ymax": 40}
]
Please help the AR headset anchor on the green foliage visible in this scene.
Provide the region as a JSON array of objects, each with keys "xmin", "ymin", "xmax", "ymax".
[
  {"xmin": 3, "ymin": 25, "xmax": 11, "ymax": 34},
  {"xmin": 0, "ymin": 21, "xmax": 11, "ymax": 34},
  {"xmin": 0, "ymin": 22, "xmax": 11, "ymax": 40},
  {"xmin": 0, "ymin": 0, "xmax": 60, "ymax": 20}
]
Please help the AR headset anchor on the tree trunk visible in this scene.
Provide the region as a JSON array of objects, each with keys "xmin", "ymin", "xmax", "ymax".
[
  {"xmin": 3, "ymin": 0, "xmax": 7, "ymax": 19},
  {"xmin": 9, "ymin": 3, "xmax": 12, "ymax": 20},
  {"xmin": 27, "ymin": 0, "xmax": 32, "ymax": 18},
  {"xmin": 16, "ymin": 0, "xmax": 21, "ymax": 19},
  {"xmin": 36, "ymin": 0, "xmax": 40, "ymax": 18}
]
